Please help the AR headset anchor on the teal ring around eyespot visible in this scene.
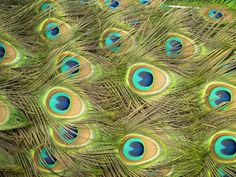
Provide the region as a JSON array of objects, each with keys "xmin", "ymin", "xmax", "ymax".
[
  {"xmin": 214, "ymin": 135, "xmax": 236, "ymax": 160},
  {"xmin": 208, "ymin": 86, "xmax": 232, "ymax": 109},
  {"xmin": 132, "ymin": 67, "xmax": 154, "ymax": 91},
  {"xmin": 139, "ymin": 0, "xmax": 151, "ymax": 5},
  {"xmin": 58, "ymin": 126, "xmax": 79, "ymax": 144},
  {"xmin": 44, "ymin": 22, "xmax": 61, "ymax": 40},
  {"xmin": 0, "ymin": 43, "xmax": 6, "ymax": 61},
  {"xmin": 39, "ymin": 148, "xmax": 56, "ymax": 169},
  {"xmin": 105, "ymin": 32, "xmax": 121, "ymax": 52},
  {"xmin": 123, "ymin": 138, "xmax": 144, "ymax": 161},
  {"xmin": 49, "ymin": 92, "xmax": 71, "ymax": 114},
  {"xmin": 60, "ymin": 56, "xmax": 80, "ymax": 77},
  {"xmin": 165, "ymin": 37, "xmax": 183, "ymax": 57},
  {"xmin": 40, "ymin": 2, "xmax": 53, "ymax": 11},
  {"xmin": 208, "ymin": 9, "xmax": 216, "ymax": 18}
]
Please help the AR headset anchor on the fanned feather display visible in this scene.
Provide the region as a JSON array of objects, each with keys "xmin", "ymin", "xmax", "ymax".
[{"xmin": 0, "ymin": 0, "xmax": 235, "ymax": 177}]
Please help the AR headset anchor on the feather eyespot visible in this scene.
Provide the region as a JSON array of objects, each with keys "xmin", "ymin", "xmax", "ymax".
[
  {"xmin": 0, "ymin": 101, "xmax": 9, "ymax": 125},
  {"xmin": 34, "ymin": 146, "xmax": 63, "ymax": 172},
  {"xmin": 45, "ymin": 88, "xmax": 85, "ymax": 118},
  {"xmin": 208, "ymin": 9, "xmax": 224, "ymax": 20},
  {"xmin": 52, "ymin": 123, "xmax": 92, "ymax": 147},
  {"xmin": 57, "ymin": 52, "xmax": 93, "ymax": 80},
  {"xmin": 128, "ymin": 63, "xmax": 170, "ymax": 95},
  {"xmin": 119, "ymin": 134, "xmax": 161, "ymax": 164},
  {"xmin": 0, "ymin": 40, "xmax": 21, "ymax": 65},
  {"xmin": 210, "ymin": 132, "xmax": 236, "ymax": 163},
  {"xmin": 39, "ymin": 18, "xmax": 72, "ymax": 42},
  {"xmin": 165, "ymin": 37, "xmax": 183, "ymax": 58},
  {"xmin": 100, "ymin": 28, "xmax": 134, "ymax": 55},
  {"xmin": 204, "ymin": 83, "xmax": 236, "ymax": 111},
  {"xmin": 203, "ymin": 6, "xmax": 234, "ymax": 23},
  {"xmin": 39, "ymin": 1, "xmax": 54, "ymax": 12},
  {"xmin": 165, "ymin": 33, "xmax": 196, "ymax": 59}
]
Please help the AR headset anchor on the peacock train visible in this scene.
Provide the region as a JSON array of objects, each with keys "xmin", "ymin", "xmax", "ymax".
[{"xmin": 0, "ymin": 0, "xmax": 235, "ymax": 176}]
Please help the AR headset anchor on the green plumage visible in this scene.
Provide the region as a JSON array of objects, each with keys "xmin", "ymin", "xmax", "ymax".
[{"xmin": 0, "ymin": 0, "xmax": 235, "ymax": 177}]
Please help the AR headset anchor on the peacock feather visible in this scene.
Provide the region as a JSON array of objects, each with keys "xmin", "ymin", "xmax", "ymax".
[{"xmin": 0, "ymin": 0, "xmax": 235, "ymax": 177}]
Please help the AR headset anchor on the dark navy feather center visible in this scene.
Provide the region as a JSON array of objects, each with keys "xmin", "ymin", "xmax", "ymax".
[
  {"xmin": 56, "ymin": 96, "xmax": 70, "ymax": 111},
  {"xmin": 0, "ymin": 46, "xmax": 5, "ymax": 58},
  {"xmin": 212, "ymin": 10, "xmax": 223, "ymax": 18},
  {"xmin": 170, "ymin": 40, "xmax": 183, "ymax": 53},
  {"xmin": 63, "ymin": 126, "xmax": 78, "ymax": 140},
  {"xmin": 110, "ymin": 0, "xmax": 120, "ymax": 8},
  {"xmin": 66, "ymin": 60, "xmax": 80, "ymax": 74},
  {"xmin": 50, "ymin": 27, "xmax": 60, "ymax": 36},
  {"xmin": 221, "ymin": 139, "xmax": 236, "ymax": 156},
  {"xmin": 110, "ymin": 36, "xmax": 120, "ymax": 43},
  {"xmin": 44, "ymin": 151, "xmax": 57, "ymax": 165},
  {"xmin": 215, "ymin": 90, "xmax": 231, "ymax": 105},
  {"xmin": 128, "ymin": 142, "xmax": 144, "ymax": 157},
  {"xmin": 138, "ymin": 71, "xmax": 153, "ymax": 87}
]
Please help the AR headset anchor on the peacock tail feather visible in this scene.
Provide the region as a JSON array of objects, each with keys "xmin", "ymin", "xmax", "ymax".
[{"xmin": 0, "ymin": 0, "xmax": 235, "ymax": 177}]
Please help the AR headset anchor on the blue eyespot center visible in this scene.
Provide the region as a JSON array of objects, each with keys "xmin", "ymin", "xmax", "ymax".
[
  {"xmin": 39, "ymin": 148, "xmax": 57, "ymax": 168},
  {"xmin": 60, "ymin": 57, "xmax": 80, "ymax": 77},
  {"xmin": 105, "ymin": 32, "xmax": 122, "ymax": 52},
  {"xmin": 105, "ymin": 0, "xmax": 120, "ymax": 9},
  {"xmin": 49, "ymin": 92, "xmax": 71, "ymax": 114},
  {"xmin": 123, "ymin": 138, "xmax": 145, "ymax": 161},
  {"xmin": 132, "ymin": 68, "xmax": 154, "ymax": 91},
  {"xmin": 138, "ymin": 71, "xmax": 153, "ymax": 87},
  {"xmin": 56, "ymin": 96, "xmax": 70, "ymax": 110},
  {"xmin": 220, "ymin": 139, "xmax": 236, "ymax": 156},
  {"xmin": 170, "ymin": 40, "xmax": 183, "ymax": 51},
  {"xmin": 208, "ymin": 86, "xmax": 232, "ymax": 109},
  {"xmin": 208, "ymin": 9, "xmax": 224, "ymax": 20},
  {"xmin": 140, "ymin": 0, "xmax": 151, "ymax": 4},
  {"xmin": 51, "ymin": 27, "xmax": 60, "ymax": 36},
  {"xmin": 0, "ymin": 45, "xmax": 6, "ymax": 59},
  {"xmin": 215, "ymin": 12, "xmax": 223, "ymax": 18},
  {"xmin": 66, "ymin": 61, "xmax": 80, "ymax": 74},
  {"xmin": 45, "ymin": 22, "xmax": 61, "ymax": 40},
  {"xmin": 59, "ymin": 125, "xmax": 79, "ymax": 143},
  {"xmin": 166, "ymin": 37, "xmax": 183, "ymax": 58},
  {"xmin": 215, "ymin": 90, "xmax": 231, "ymax": 105},
  {"xmin": 129, "ymin": 142, "xmax": 144, "ymax": 157}
]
